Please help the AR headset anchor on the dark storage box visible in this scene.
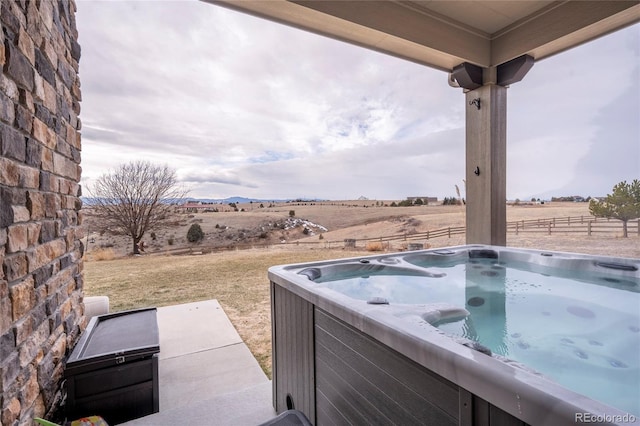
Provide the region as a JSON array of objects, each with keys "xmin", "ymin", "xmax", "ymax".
[{"xmin": 65, "ymin": 307, "xmax": 160, "ymax": 424}]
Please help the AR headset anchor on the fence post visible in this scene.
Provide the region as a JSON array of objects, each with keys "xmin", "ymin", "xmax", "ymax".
[
  {"xmin": 515, "ymin": 222, "xmax": 519, "ymax": 235},
  {"xmin": 588, "ymin": 221, "xmax": 592, "ymax": 236},
  {"xmin": 548, "ymin": 222, "xmax": 552, "ymax": 235},
  {"xmin": 448, "ymin": 228, "xmax": 451, "ymax": 238}
]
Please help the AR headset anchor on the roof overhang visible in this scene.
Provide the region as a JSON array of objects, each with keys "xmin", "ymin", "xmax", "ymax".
[{"xmin": 206, "ymin": 0, "xmax": 640, "ymax": 72}]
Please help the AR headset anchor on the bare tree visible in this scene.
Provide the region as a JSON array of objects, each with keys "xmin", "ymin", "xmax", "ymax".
[{"xmin": 89, "ymin": 161, "xmax": 187, "ymax": 254}]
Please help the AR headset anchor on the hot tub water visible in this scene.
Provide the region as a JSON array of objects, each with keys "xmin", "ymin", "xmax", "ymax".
[{"xmin": 302, "ymin": 253, "xmax": 640, "ymax": 417}]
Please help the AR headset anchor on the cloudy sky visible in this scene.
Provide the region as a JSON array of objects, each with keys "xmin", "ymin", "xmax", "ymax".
[{"xmin": 75, "ymin": 1, "xmax": 639, "ymax": 201}]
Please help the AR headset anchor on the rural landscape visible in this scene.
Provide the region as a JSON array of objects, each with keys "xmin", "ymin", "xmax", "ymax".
[{"xmin": 82, "ymin": 197, "xmax": 640, "ymax": 376}]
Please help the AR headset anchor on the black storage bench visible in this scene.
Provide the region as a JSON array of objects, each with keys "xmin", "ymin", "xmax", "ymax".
[{"xmin": 65, "ymin": 307, "xmax": 160, "ymax": 425}]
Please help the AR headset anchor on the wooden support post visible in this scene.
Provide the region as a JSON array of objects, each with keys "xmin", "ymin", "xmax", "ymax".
[{"xmin": 465, "ymin": 84, "xmax": 507, "ymax": 245}]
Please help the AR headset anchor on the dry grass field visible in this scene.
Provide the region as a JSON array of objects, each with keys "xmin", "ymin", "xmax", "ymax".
[
  {"xmin": 83, "ymin": 200, "xmax": 627, "ymax": 256},
  {"xmin": 82, "ymin": 201, "xmax": 639, "ymax": 377}
]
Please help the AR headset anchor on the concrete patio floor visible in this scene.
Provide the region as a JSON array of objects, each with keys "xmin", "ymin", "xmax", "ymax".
[{"xmin": 121, "ymin": 300, "xmax": 276, "ymax": 425}]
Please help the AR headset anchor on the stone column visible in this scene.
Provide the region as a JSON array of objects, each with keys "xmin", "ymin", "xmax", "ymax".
[
  {"xmin": 465, "ymin": 84, "xmax": 507, "ymax": 245},
  {"xmin": 1, "ymin": 1, "xmax": 85, "ymax": 424}
]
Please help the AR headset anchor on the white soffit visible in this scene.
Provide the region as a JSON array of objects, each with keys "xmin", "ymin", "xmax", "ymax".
[{"xmin": 207, "ymin": 0, "xmax": 640, "ymax": 71}]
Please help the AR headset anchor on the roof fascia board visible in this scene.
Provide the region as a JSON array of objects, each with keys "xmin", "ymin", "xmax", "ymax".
[
  {"xmin": 491, "ymin": 1, "xmax": 640, "ymax": 65},
  {"xmin": 208, "ymin": 0, "xmax": 490, "ymax": 71},
  {"xmin": 292, "ymin": 0, "xmax": 489, "ymax": 66},
  {"xmin": 206, "ymin": 0, "xmax": 639, "ymax": 72}
]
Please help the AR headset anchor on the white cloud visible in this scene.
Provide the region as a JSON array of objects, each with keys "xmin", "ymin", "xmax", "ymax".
[{"xmin": 75, "ymin": 1, "xmax": 639, "ymax": 201}]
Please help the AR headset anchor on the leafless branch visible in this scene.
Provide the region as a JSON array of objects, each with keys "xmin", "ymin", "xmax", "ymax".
[{"xmin": 88, "ymin": 161, "xmax": 188, "ymax": 253}]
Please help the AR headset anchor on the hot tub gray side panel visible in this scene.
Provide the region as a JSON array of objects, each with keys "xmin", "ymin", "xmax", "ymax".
[
  {"xmin": 315, "ymin": 308, "xmax": 457, "ymax": 425},
  {"xmin": 314, "ymin": 309, "xmax": 529, "ymax": 426},
  {"xmin": 462, "ymin": 388, "xmax": 527, "ymax": 426},
  {"xmin": 271, "ymin": 282, "xmax": 530, "ymax": 426},
  {"xmin": 272, "ymin": 283, "xmax": 316, "ymax": 422}
]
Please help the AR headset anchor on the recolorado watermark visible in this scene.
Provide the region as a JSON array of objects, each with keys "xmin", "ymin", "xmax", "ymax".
[{"xmin": 575, "ymin": 413, "xmax": 637, "ymax": 423}]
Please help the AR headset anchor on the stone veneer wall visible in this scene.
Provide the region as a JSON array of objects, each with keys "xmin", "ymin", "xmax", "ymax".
[{"xmin": 1, "ymin": 1, "xmax": 84, "ymax": 424}]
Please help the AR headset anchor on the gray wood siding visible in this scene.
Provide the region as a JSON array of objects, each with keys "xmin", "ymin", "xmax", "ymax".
[
  {"xmin": 271, "ymin": 283, "xmax": 316, "ymax": 423},
  {"xmin": 315, "ymin": 309, "xmax": 458, "ymax": 425}
]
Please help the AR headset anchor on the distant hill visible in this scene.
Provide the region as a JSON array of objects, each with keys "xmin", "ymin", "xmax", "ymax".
[
  {"xmin": 81, "ymin": 196, "xmax": 326, "ymax": 206},
  {"xmin": 186, "ymin": 196, "xmax": 281, "ymax": 204},
  {"xmin": 185, "ymin": 196, "xmax": 327, "ymax": 204}
]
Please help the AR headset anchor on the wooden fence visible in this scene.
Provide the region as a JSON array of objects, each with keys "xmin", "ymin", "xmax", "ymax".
[
  {"xmin": 312, "ymin": 226, "xmax": 467, "ymax": 249},
  {"xmin": 148, "ymin": 215, "xmax": 638, "ymax": 255},
  {"xmin": 506, "ymin": 216, "xmax": 640, "ymax": 236},
  {"xmin": 304, "ymin": 215, "xmax": 639, "ymax": 249}
]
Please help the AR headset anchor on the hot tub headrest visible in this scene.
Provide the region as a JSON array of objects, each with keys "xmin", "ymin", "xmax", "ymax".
[{"xmin": 298, "ymin": 267, "xmax": 321, "ymax": 281}]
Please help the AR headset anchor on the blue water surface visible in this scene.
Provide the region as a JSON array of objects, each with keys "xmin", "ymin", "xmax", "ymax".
[{"xmin": 317, "ymin": 258, "xmax": 640, "ymax": 416}]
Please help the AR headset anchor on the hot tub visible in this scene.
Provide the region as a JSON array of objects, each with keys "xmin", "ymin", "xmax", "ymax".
[{"xmin": 268, "ymin": 245, "xmax": 639, "ymax": 425}]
